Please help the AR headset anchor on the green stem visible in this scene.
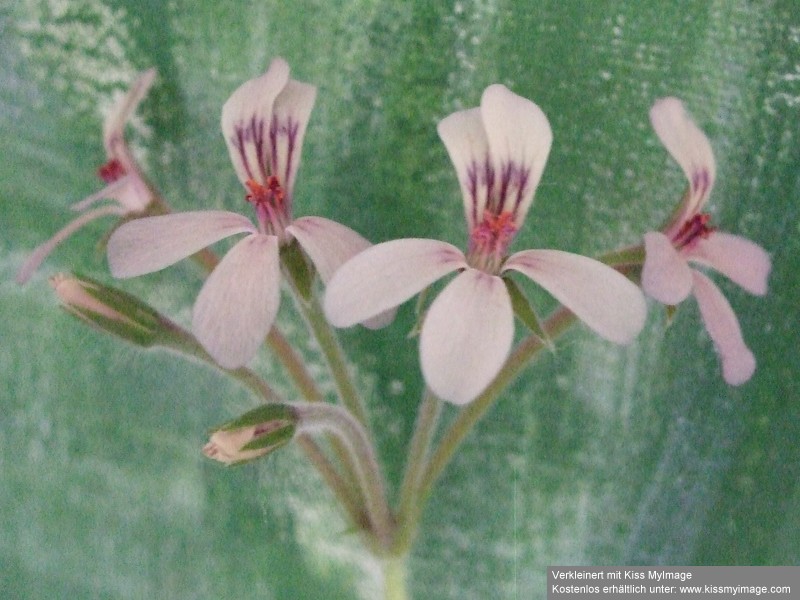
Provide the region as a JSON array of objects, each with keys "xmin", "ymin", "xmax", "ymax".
[
  {"xmin": 396, "ymin": 306, "xmax": 576, "ymax": 552},
  {"xmin": 383, "ymin": 556, "xmax": 409, "ymax": 600},
  {"xmin": 394, "ymin": 389, "xmax": 441, "ymax": 552},
  {"xmin": 295, "ymin": 403, "xmax": 394, "ymax": 549}
]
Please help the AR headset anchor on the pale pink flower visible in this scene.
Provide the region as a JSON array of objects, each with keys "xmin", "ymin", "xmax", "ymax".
[
  {"xmin": 16, "ymin": 69, "xmax": 156, "ymax": 284},
  {"xmin": 325, "ymin": 85, "xmax": 647, "ymax": 405},
  {"xmin": 108, "ymin": 58, "xmax": 382, "ymax": 369},
  {"xmin": 641, "ymin": 97, "xmax": 771, "ymax": 385}
]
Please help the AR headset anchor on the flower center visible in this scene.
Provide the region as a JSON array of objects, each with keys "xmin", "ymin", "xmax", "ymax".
[
  {"xmin": 245, "ymin": 176, "xmax": 289, "ymax": 237},
  {"xmin": 467, "ymin": 210, "xmax": 517, "ymax": 273},
  {"xmin": 672, "ymin": 212, "xmax": 716, "ymax": 249},
  {"xmin": 97, "ymin": 158, "xmax": 126, "ymax": 184}
]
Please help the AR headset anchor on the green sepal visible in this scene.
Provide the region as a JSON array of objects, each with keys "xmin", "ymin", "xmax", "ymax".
[
  {"xmin": 240, "ymin": 424, "xmax": 296, "ymax": 452},
  {"xmin": 503, "ymin": 277, "xmax": 553, "ymax": 350},
  {"xmin": 55, "ymin": 273, "xmax": 166, "ymax": 347},
  {"xmin": 407, "ymin": 285, "xmax": 431, "ymax": 339},
  {"xmin": 664, "ymin": 304, "xmax": 678, "ymax": 327},
  {"xmin": 280, "ymin": 238, "xmax": 315, "ymax": 301},
  {"xmin": 215, "ymin": 403, "xmax": 298, "ymax": 432}
]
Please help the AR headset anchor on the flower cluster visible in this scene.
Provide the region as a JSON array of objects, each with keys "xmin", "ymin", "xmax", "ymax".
[{"xmin": 18, "ymin": 58, "xmax": 771, "ymax": 401}]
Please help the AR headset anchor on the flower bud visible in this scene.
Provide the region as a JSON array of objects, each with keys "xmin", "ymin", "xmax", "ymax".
[
  {"xmin": 50, "ymin": 273, "xmax": 164, "ymax": 346},
  {"xmin": 203, "ymin": 404, "xmax": 297, "ymax": 465}
]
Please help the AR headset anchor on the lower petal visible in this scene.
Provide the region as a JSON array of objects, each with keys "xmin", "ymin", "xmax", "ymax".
[
  {"xmin": 420, "ymin": 269, "xmax": 514, "ymax": 405},
  {"xmin": 324, "ymin": 238, "xmax": 466, "ymax": 328},
  {"xmin": 687, "ymin": 232, "xmax": 771, "ymax": 296},
  {"xmin": 16, "ymin": 204, "xmax": 125, "ymax": 285},
  {"xmin": 108, "ymin": 211, "xmax": 256, "ymax": 278},
  {"xmin": 691, "ymin": 270, "xmax": 756, "ymax": 385},
  {"xmin": 504, "ymin": 249, "xmax": 647, "ymax": 344},
  {"xmin": 193, "ymin": 234, "xmax": 280, "ymax": 369},
  {"xmin": 642, "ymin": 231, "xmax": 693, "ymax": 304}
]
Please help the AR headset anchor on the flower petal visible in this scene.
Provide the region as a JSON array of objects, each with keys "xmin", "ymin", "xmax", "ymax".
[
  {"xmin": 221, "ymin": 58, "xmax": 291, "ymax": 186},
  {"xmin": 504, "ymin": 249, "xmax": 646, "ymax": 344},
  {"xmin": 193, "ymin": 234, "xmax": 280, "ymax": 369},
  {"xmin": 71, "ymin": 174, "xmax": 150, "ymax": 213},
  {"xmin": 270, "ymin": 79, "xmax": 316, "ymax": 201},
  {"xmin": 480, "ymin": 84, "xmax": 552, "ymax": 224},
  {"xmin": 642, "ymin": 231, "xmax": 693, "ymax": 304},
  {"xmin": 686, "ymin": 232, "xmax": 771, "ymax": 296},
  {"xmin": 287, "ymin": 216, "xmax": 370, "ymax": 283},
  {"xmin": 103, "ymin": 68, "xmax": 157, "ymax": 163},
  {"xmin": 420, "ymin": 269, "xmax": 513, "ymax": 405},
  {"xmin": 437, "ymin": 107, "xmax": 490, "ymax": 229},
  {"xmin": 650, "ymin": 97, "xmax": 716, "ymax": 218},
  {"xmin": 691, "ymin": 270, "xmax": 756, "ymax": 385},
  {"xmin": 324, "ymin": 238, "xmax": 466, "ymax": 327},
  {"xmin": 16, "ymin": 205, "xmax": 126, "ymax": 285},
  {"xmin": 107, "ymin": 211, "xmax": 256, "ymax": 278}
]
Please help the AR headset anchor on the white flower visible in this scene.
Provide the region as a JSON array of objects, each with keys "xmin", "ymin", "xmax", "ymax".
[
  {"xmin": 107, "ymin": 58, "xmax": 380, "ymax": 369},
  {"xmin": 324, "ymin": 85, "xmax": 647, "ymax": 405},
  {"xmin": 16, "ymin": 69, "xmax": 155, "ymax": 284},
  {"xmin": 642, "ymin": 98, "xmax": 771, "ymax": 385}
]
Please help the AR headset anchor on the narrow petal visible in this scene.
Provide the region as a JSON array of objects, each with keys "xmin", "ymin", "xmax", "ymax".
[
  {"xmin": 107, "ymin": 211, "xmax": 256, "ymax": 278},
  {"xmin": 103, "ymin": 68, "xmax": 157, "ymax": 160},
  {"xmin": 437, "ymin": 107, "xmax": 490, "ymax": 229},
  {"xmin": 193, "ymin": 234, "xmax": 280, "ymax": 369},
  {"xmin": 324, "ymin": 238, "xmax": 466, "ymax": 327},
  {"xmin": 420, "ymin": 269, "xmax": 514, "ymax": 405},
  {"xmin": 288, "ymin": 216, "xmax": 398, "ymax": 328},
  {"xmin": 16, "ymin": 205, "xmax": 125, "ymax": 285},
  {"xmin": 686, "ymin": 232, "xmax": 771, "ymax": 296},
  {"xmin": 480, "ymin": 84, "xmax": 553, "ymax": 224},
  {"xmin": 504, "ymin": 249, "xmax": 647, "ymax": 344},
  {"xmin": 691, "ymin": 270, "xmax": 756, "ymax": 385},
  {"xmin": 650, "ymin": 97, "xmax": 716, "ymax": 217},
  {"xmin": 71, "ymin": 174, "xmax": 150, "ymax": 213},
  {"xmin": 221, "ymin": 58, "xmax": 291, "ymax": 186},
  {"xmin": 642, "ymin": 231, "xmax": 693, "ymax": 304},
  {"xmin": 287, "ymin": 216, "xmax": 371, "ymax": 283},
  {"xmin": 270, "ymin": 79, "xmax": 317, "ymax": 201}
]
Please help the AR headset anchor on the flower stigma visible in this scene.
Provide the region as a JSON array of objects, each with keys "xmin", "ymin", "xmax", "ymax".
[
  {"xmin": 97, "ymin": 158, "xmax": 127, "ymax": 184},
  {"xmin": 672, "ymin": 213, "xmax": 715, "ymax": 250},
  {"xmin": 467, "ymin": 210, "xmax": 518, "ymax": 273},
  {"xmin": 245, "ymin": 176, "xmax": 289, "ymax": 238}
]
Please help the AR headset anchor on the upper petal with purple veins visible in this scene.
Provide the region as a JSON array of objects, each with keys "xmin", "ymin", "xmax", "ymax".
[
  {"xmin": 480, "ymin": 84, "xmax": 552, "ymax": 226},
  {"xmin": 221, "ymin": 58, "xmax": 291, "ymax": 187},
  {"xmin": 649, "ymin": 97, "xmax": 716, "ymax": 226}
]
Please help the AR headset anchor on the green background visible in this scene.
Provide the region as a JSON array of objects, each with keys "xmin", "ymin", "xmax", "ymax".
[{"xmin": 3, "ymin": 1, "xmax": 799, "ymax": 598}]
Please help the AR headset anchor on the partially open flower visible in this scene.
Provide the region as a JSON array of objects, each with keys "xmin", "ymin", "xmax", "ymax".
[
  {"xmin": 641, "ymin": 98, "xmax": 771, "ymax": 385},
  {"xmin": 16, "ymin": 69, "xmax": 156, "ymax": 284},
  {"xmin": 325, "ymin": 85, "xmax": 647, "ymax": 405},
  {"xmin": 108, "ymin": 58, "xmax": 388, "ymax": 370},
  {"xmin": 203, "ymin": 404, "xmax": 297, "ymax": 465}
]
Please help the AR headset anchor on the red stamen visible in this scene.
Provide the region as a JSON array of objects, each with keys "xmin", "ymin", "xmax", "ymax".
[
  {"xmin": 97, "ymin": 158, "xmax": 126, "ymax": 183},
  {"xmin": 674, "ymin": 213, "xmax": 716, "ymax": 248},
  {"xmin": 245, "ymin": 176, "xmax": 285, "ymax": 208}
]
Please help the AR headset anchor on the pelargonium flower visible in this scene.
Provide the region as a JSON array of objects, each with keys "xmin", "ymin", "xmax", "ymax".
[
  {"xmin": 107, "ymin": 58, "xmax": 382, "ymax": 369},
  {"xmin": 641, "ymin": 97, "xmax": 771, "ymax": 385},
  {"xmin": 16, "ymin": 69, "xmax": 156, "ymax": 284},
  {"xmin": 324, "ymin": 85, "xmax": 647, "ymax": 405}
]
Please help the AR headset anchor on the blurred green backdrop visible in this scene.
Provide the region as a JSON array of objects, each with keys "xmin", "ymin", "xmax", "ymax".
[{"xmin": 2, "ymin": 1, "xmax": 799, "ymax": 598}]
